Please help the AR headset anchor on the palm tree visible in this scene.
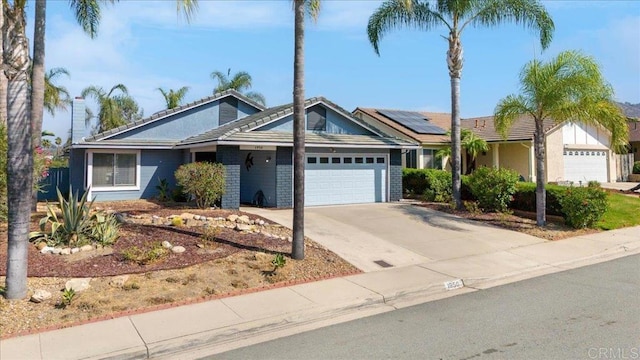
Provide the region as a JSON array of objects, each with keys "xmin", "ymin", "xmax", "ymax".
[
  {"xmin": 157, "ymin": 86, "xmax": 190, "ymax": 109},
  {"xmin": 54, "ymin": 136, "xmax": 62, "ymax": 157},
  {"xmin": 291, "ymin": 0, "xmax": 321, "ymax": 260},
  {"xmin": 44, "ymin": 67, "xmax": 72, "ymax": 116},
  {"xmin": 211, "ymin": 68, "xmax": 266, "ymax": 106},
  {"xmin": 81, "ymin": 84, "xmax": 141, "ymax": 132},
  {"xmin": 436, "ymin": 128, "xmax": 488, "ymax": 173},
  {"xmin": 3, "ymin": 0, "xmax": 33, "ymax": 300},
  {"xmin": 0, "ymin": 5, "xmax": 7, "ymax": 128},
  {"xmin": 367, "ymin": 0, "xmax": 554, "ymax": 209},
  {"xmin": 494, "ymin": 50, "xmax": 628, "ymax": 226}
]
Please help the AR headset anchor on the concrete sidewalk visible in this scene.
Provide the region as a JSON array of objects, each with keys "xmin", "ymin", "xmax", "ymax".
[{"xmin": 2, "ymin": 225, "xmax": 638, "ymax": 360}]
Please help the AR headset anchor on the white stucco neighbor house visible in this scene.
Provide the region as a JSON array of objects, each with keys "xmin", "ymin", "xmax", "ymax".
[{"xmin": 353, "ymin": 108, "xmax": 618, "ymax": 184}]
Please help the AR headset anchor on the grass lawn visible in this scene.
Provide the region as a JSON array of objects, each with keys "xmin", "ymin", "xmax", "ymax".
[{"xmin": 597, "ymin": 193, "xmax": 640, "ymax": 230}]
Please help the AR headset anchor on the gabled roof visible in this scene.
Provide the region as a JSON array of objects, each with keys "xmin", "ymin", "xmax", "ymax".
[
  {"xmin": 85, "ymin": 89, "xmax": 266, "ymax": 142},
  {"xmin": 461, "ymin": 115, "xmax": 557, "ymax": 142},
  {"xmin": 354, "ymin": 108, "xmax": 451, "ymax": 144},
  {"xmin": 179, "ymin": 97, "xmax": 396, "ymax": 147}
]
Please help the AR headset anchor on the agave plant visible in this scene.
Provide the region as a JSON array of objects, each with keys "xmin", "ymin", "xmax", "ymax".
[{"xmin": 30, "ymin": 187, "xmax": 95, "ymax": 247}]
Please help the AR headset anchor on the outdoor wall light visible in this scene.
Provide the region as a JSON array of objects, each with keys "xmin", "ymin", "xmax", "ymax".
[{"xmin": 265, "ymin": 156, "xmax": 272, "ymax": 163}]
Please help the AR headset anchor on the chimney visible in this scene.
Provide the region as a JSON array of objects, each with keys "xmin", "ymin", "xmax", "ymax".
[{"xmin": 71, "ymin": 97, "xmax": 86, "ymax": 144}]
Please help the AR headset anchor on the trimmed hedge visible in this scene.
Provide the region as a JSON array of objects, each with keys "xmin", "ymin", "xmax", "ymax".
[
  {"xmin": 511, "ymin": 182, "xmax": 565, "ymax": 216},
  {"xmin": 402, "ymin": 168, "xmax": 452, "ymax": 202},
  {"xmin": 633, "ymin": 161, "xmax": 640, "ymax": 174}
]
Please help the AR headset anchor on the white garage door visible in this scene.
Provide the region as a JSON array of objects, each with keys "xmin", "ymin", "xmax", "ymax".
[
  {"xmin": 305, "ymin": 154, "xmax": 387, "ymax": 206},
  {"xmin": 563, "ymin": 149, "xmax": 608, "ymax": 183}
]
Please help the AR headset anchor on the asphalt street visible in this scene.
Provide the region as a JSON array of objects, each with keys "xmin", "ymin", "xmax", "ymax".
[{"xmin": 210, "ymin": 254, "xmax": 640, "ymax": 360}]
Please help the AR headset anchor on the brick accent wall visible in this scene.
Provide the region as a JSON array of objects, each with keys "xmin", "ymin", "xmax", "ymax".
[
  {"xmin": 390, "ymin": 149, "xmax": 403, "ymax": 201},
  {"xmin": 217, "ymin": 145, "xmax": 240, "ymax": 209},
  {"xmin": 275, "ymin": 147, "xmax": 293, "ymax": 208}
]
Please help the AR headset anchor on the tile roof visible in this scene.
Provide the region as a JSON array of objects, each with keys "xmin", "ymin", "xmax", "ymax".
[
  {"xmin": 179, "ymin": 97, "xmax": 399, "ymax": 147},
  {"xmin": 461, "ymin": 115, "xmax": 557, "ymax": 142},
  {"xmin": 354, "ymin": 108, "xmax": 451, "ymax": 144},
  {"xmin": 224, "ymin": 131, "xmax": 417, "ymax": 147},
  {"xmin": 356, "ymin": 107, "xmax": 562, "ymax": 143},
  {"xmin": 85, "ymin": 89, "xmax": 266, "ymax": 142}
]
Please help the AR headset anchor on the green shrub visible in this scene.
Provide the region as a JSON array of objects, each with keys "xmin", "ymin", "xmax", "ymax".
[
  {"xmin": 175, "ymin": 162, "xmax": 226, "ymax": 209},
  {"xmin": 466, "ymin": 167, "xmax": 519, "ymax": 212},
  {"xmin": 121, "ymin": 242, "xmax": 168, "ymax": 265},
  {"xmin": 560, "ymin": 186, "xmax": 608, "ymax": 229},
  {"xmin": 633, "ymin": 161, "xmax": 640, "ymax": 174},
  {"xmin": 511, "ymin": 182, "xmax": 565, "ymax": 216},
  {"xmin": 402, "ymin": 168, "xmax": 452, "ymax": 202}
]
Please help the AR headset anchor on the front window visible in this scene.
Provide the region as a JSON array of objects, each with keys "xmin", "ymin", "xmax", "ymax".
[{"xmin": 90, "ymin": 152, "xmax": 138, "ymax": 188}]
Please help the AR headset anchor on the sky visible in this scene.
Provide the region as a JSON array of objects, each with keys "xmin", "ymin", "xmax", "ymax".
[{"xmin": 33, "ymin": 0, "xmax": 640, "ymax": 141}]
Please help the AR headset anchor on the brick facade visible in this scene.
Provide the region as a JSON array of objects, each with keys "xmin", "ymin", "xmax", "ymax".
[
  {"xmin": 275, "ymin": 147, "xmax": 293, "ymax": 208},
  {"xmin": 390, "ymin": 149, "xmax": 403, "ymax": 201},
  {"xmin": 217, "ymin": 145, "xmax": 240, "ymax": 209}
]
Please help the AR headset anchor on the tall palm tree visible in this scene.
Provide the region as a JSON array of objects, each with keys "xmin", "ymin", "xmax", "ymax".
[
  {"xmin": 291, "ymin": 0, "xmax": 321, "ymax": 260},
  {"xmin": 0, "ymin": 5, "xmax": 7, "ymax": 127},
  {"xmin": 157, "ymin": 86, "xmax": 189, "ymax": 109},
  {"xmin": 3, "ymin": 0, "xmax": 199, "ymax": 300},
  {"xmin": 44, "ymin": 67, "xmax": 72, "ymax": 116},
  {"xmin": 54, "ymin": 136, "xmax": 62, "ymax": 157},
  {"xmin": 211, "ymin": 68, "xmax": 266, "ymax": 106},
  {"xmin": 3, "ymin": 0, "xmax": 33, "ymax": 300},
  {"xmin": 495, "ymin": 50, "xmax": 628, "ymax": 226},
  {"xmin": 82, "ymin": 84, "xmax": 139, "ymax": 132},
  {"xmin": 367, "ymin": 0, "xmax": 554, "ymax": 209}
]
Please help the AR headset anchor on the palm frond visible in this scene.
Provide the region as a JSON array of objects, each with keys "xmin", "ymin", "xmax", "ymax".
[
  {"xmin": 494, "ymin": 94, "xmax": 531, "ymax": 139},
  {"xmin": 467, "ymin": 0, "xmax": 554, "ymax": 49},
  {"xmin": 245, "ymin": 91, "xmax": 266, "ymax": 106},
  {"xmin": 367, "ymin": 0, "xmax": 443, "ymax": 55},
  {"xmin": 68, "ymin": 0, "xmax": 106, "ymax": 39},
  {"xmin": 177, "ymin": 0, "xmax": 199, "ymax": 23}
]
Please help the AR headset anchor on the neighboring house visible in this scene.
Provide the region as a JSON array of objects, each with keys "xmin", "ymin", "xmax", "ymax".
[
  {"xmin": 68, "ymin": 90, "xmax": 417, "ymax": 209},
  {"xmin": 353, "ymin": 108, "xmax": 450, "ymax": 169},
  {"xmin": 354, "ymin": 108, "xmax": 618, "ymax": 183},
  {"xmin": 629, "ymin": 119, "xmax": 640, "ymax": 162}
]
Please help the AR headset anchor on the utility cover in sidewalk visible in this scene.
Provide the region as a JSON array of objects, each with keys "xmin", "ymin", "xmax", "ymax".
[
  {"xmin": 374, "ymin": 260, "xmax": 393, "ymax": 268},
  {"xmin": 444, "ymin": 279, "xmax": 464, "ymax": 290}
]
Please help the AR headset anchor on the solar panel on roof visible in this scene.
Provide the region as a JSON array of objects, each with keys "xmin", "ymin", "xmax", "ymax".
[{"xmin": 377, "ymin": 109, "xmax": 447, "ymax": 135}]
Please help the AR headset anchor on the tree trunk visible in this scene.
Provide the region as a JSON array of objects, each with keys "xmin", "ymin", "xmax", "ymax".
[
  {"xmin": 447, "ymin": 31, "xmax": 463, "ymax": 209},
  {"xmin": 534, "ymin": 119, "xmax": 546, "ymax": 227},
  {"xmin": 0, "ymin": 5, "xmax": 7, "ymax": 127},
  {"xmin": 291, "ymin": 0, "xmax": 305, "ymax": 260},
  {"xmin": 4, "ymin": 2, "xmax": 33, "ymax": 300},
  {"xmin": 30, "ymin": 0, "xmax": 46, "ymax": 211}
]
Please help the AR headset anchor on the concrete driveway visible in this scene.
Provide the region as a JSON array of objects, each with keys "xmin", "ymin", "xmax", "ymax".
[{"xmin": 243, "ymin": 202, "xmax": 546, "ymax": 272}]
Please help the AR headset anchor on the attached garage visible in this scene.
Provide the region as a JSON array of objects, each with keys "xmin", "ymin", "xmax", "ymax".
[
  {"xmin": 563, "ymin": 149, "xmax": 608, "ymax": 183},
  {"xmin": 305, "ymin": 154, "xmax": 387, "ymax": 206}
]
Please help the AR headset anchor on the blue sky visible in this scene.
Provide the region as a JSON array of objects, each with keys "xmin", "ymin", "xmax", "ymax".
[{"xmin": 36, "ymin": 0, "xmax": 640, "ymax": 141}]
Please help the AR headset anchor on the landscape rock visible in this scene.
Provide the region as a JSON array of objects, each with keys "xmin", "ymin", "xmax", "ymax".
[
  {"xmin": 71, "ymin": 248, "xmax": 80, "ymax": 254},
  {"xmin": 80, "ymin": 245, "xmax": 93, "ymax": 252},
  {"xmin": 51, "ymin": 248, "xmax": 62, "ymax": 255},
  {"xmin": 109, "ymin": 275, "xmax": 129, "ymax": 288},
  {"xmin": 162, "ymin": 241, "xmax": 172, "ymax": 249},
  {"xmin": 171, "ymin": 246, "xmax": 186, "ymax": 253},
  {"xmin": 236, "ymin": 215, "xmax": 251, "ymax": 224},
  {"xmin": 257, "ymin": 219, "xmax": 265, "ymax": 226},
  {"xmin": 30, "ymin": 289, "xmax": 52, "ymax": 303},
  {"xmin": 179, "ymin": 212, "xmax": 196, "ymax": 220},
  {"xmin": 235, "ymin": 223, "xmax": 252, "ymax": 232},
  {"xmin": 114, "ymin": 213, "xmax": 127, "ymax": 224},
  {"xmin": 36, "ymin": 242, "xmax": 47, "ymax": 251},
  {"xmin": 193, "ymin": 215, "xmax": 201, "ymax": 221},
  {"xmin": 227, "ymin": 214, "xmax": 239, "ymax": 222},
  {"xmin": 40, "ymin": 246, "xmax": 54, "ymax": 254},
  {"xmin": 65, "ymin": 278, "xmax": 91, "ymax": 292},
  {"xmin": 287, "ymin": 236, "xmax": 292, "ymax": 242}
]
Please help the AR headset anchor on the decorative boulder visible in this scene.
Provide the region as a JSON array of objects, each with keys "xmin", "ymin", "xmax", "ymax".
[
  {"xmin": 171, "ymin": 246, "xmax": 186, "ymax": 254},
  {"xmin": 227, "ymin": 214, "xmax": 239, "ymax": 222},
  {"xmin": 30, "ymin": 289, "xmax": 52, "ymax": 303},
  {"xmin": 65, "ymin": 278, "xmax": 91, "ymax": 293},
  {"xmin": 235, "ymin": 223, "xmax": 252, "ymax": 232},
  {"xmin": 236, "ymin": 215, "xmax": 251, "ymax": 224},
  {"xmin": 162, "ymin": 241, "xmax": 172, "ymax": 249}
]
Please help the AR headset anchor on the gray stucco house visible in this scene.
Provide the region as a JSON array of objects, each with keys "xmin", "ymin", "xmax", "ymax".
[{"xmin": 68, "ymin": 90, "xmax": 417, "ymax": 209}]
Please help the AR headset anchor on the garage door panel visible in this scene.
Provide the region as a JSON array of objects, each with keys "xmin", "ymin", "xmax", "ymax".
[
  {"xmin": 563, "ymin": 150, "xmax": 607, "ymax": 183},
  {"xmin": 305, "ymin": 154, "xmax": 387, "ymax": 206}
]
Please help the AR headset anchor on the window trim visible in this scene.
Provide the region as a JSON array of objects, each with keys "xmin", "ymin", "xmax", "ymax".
[{"xmin": 87, "ymin": 149, "xmax": 141, "ymax": 192}]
